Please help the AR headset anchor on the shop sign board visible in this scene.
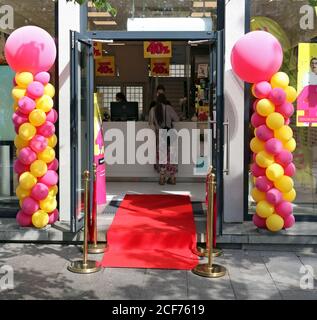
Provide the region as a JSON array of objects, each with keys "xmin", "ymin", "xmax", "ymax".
[
  {"xmin": 297, "ymin": 43, "xmax": 317, "ymax": 127},
  {"xmin": 150, "ymin": 58, "xmax": 170, "ymax": 76},
  {"xmin": 95, "ymin": 56, "xmax": 115, "ymax": 77},
  {"xmin": 93, "ymin": 41, "xmax": 103, "ymax": 59},
  {"xmin": 144, "ymin": 41, "xmax": 172, "ymax": 58}
]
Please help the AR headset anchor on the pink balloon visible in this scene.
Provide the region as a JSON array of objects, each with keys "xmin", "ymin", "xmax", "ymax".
[
  {"xmin": 12, "ymin": 110, "xmax": 28, "ymax": 127},
  {"xmin": 34, "ymin": 72, "xmax": 50, "ymax": 85},
  {"xmin": 13, "ymin": 77, "xmax": 17, "ymax": 86},
  {"xmin": 275, "ymin": 201, "xmax": 293, "ymax": 219},
  {"xmin": 285, "ymin": 118, "xmax": 291, "ymax": 125},
  {"xmin": 284, "ymin": 162, "xmax": 296, "ymax": 177},
  {"xmin": 29, "ymin": 135, "xmax": 48, "ymax": 153},
  {"xmin": 253, "ymin": 214, "xmax": 267, "ymax": 229},
  {"xmin": 266, "ymin": 188, "xmax": 283, "ymax": 205},
  {"xmin": 251, "ymin": 163, "xmax": 266, "ymax": 177},
  {"xmin": 275, "ymin": 150, "xmax": 293, "ymax": 167},
  {"xmin": 269, "ymin": 88, "xmax": 286, "ymax": 105},
  {"xmin": 38, "ymin": 170, "xmax": 58, "ymax": 187},
  {"xmin": 283, "ymin": 214, "xmax": 295, "ymax": 229},
  {"xmin": 14, "ymin": 125, "xmax": 19, "ymax": 134},
  {"xmin": 256, "ymin": 125, "xmax": 274, "ymax": 141},
  {"xmin": 18, "ymin": 96, "xmax": 36, "ymax": 115},
  {"xmin": 26, "ymin": 81, "xmax": 44, "ymax": 100},
  {"xmin": 265, "ymin": 138, "xmax": 283, "ymax": 155},
  {"xmin": 37, "ymin": 121, "xmax": 55, "ymax": 138},
  {"xmin": 252, "ymin": 153, "xmax": 257, "ymax": 162},
  {"xmin": 16, "ymin": 210, "xmax": 32, "ymax": 227},
  {"xmin": 14, "ymin": 159, "xmax": 29, "ymax": 175},
  {"xmin": 231, "ymin": 31, "xmax": 283, "ymax": 83},
  {"xmin": 253, "ymin": 81, "xmax": 272, "ymax": 99},
  {"xmin": 48, "ymin": 209, "xmax": 59, "ymax": 224},
  {"xmin": 31, "ymin": 183, "xmax": 49, "ymax": 201},
  {"xmin": 22, "ymin": 197, "xmax": 39, "ymax": 216},
  {"xmin": 275, "ymin": 102, "xmax": 294, "ymax": 119},
  {"xmin": 18, "ymin": 147, "xmax": 37, "ymax": 165},
  {"xmin": 255, "ymin": 176, "xmax": 273, "ymax": 192},
  {"xmin": 47, "ymin": 158, "xmax": 59, "ymax": 171},
  {"xmin": 46, "ymin": 109, "xmax": 58, "ymax": 124},
  {"xmin": 252, "ymin": 99, "xmax": 260, "ymax": 112},
  {"xmin": 251, "ymin": 112, "xmax": 266, "ymax": 128},
  {"xmin": 4, "ymin": 26, "xmax": 56, "ymax": 74}
]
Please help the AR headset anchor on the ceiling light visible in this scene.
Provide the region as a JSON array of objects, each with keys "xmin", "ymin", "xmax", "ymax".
[{"xmin": 93, "ymin": 20, "xmax": 117, "ymax": 25}]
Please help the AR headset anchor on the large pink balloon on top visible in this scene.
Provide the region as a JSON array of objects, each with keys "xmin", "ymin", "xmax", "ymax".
[
  {"xmin": 231, "ymin": 31, "xmax": 283, "ymax": 83},
  {"xmin": 4, "ymin": 26, "xmax": 56, "ymax": 74}
]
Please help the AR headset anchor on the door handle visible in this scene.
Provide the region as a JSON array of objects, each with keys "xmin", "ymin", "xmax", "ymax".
[{"xmin": 223, "ymin": 120, "xmax": 230, "ymax": 175}]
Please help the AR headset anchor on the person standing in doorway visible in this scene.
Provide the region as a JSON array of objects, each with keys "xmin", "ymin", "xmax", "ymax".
[
  {"xmin": 149, "ymin": 84, "xmax": 171, "ymax": 110},
  {"xmin": 149, "ymin": 93, "xmax": 179, "ymax": 185}
]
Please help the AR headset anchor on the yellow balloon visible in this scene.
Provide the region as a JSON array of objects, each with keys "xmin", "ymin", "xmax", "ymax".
[
  {"xmin": 251, "ymin": 187, "xmax": 266, "ymax": 202},
  {"xmin": 19, "ymin": 199, "xmax": 23, "ymax": 208},
  {"xmin": 12, "ymin": 86, "xmax": 26, "ymax": 101},
  {"xmin": 266, "ymin": 163, "xmax": 284, "ymax": 182},
  {"xmin": 256, "ymin": 99, "xmax": 275, "ymax": 117},
  {"xmin": 40, "ymin": 196, "xmax": 57, "ymax": 213},
  {"xmin": 47, "ymin": 134, "xmax": 58, "ymax": 148},
  {"xmin": 274, "ymin": 125, "xmax": 293, "ymax": 142},
  {"xmin": 250, "ymin": 137, "xmax": 265, "ymax": 153},
  {"xmin": 283, "ymin": 138, "xmax": 296, "ymax": 152},
  {"xmin": 285, "ymin": 86, "xmax": 297, "ymax": 103},
  {"xmin": 270, "ymin": 72, "xmax": 289, "ymax": 89},
  {"xmin": 274, "ymin": 176, "xmax": 294, "ymax": 193},
  {"xmin": 38, "ymin": 146, "xmax": 56, "ymax": 163},
  {"xmin": 256, "ymin": 151, "xmax": 275, "ymax": 168},
  {"xmin": 266, "ymin": 112, "xmax": 285, "ymax": 130},
  {"xmin": 36, "ymin": 95, "xmax": 53, "ymax": 112},
  {"xmin": 12, "ymin": 101, "xmax": 18, "ymax": 112},
  {"xmin": 32, "ymin": 210, "xmax": 49, "ymax": 229},
  {"xmin": 251, "ymin": 84, "xmax": 256, "ymax": 97},
  {"xmin": 16, "ymin": 185, "xmax": 30, "ymax": 200},
  {"xmin": 30, "ymin": 160, "xmax": 48, "ymax": 178},
  {"xmin": 15, "ymin": 72, "xmax": 34, "ymax": 88},
  {"xmin": 19, "ymin": 172, "xmax": 37, "ymax": 190},
  {"xmin": 29, "ymin": 109, "xmax": 46, "ymax": 127},
  {"xmin": 283, "ymin": 188, "xmax": 296, "ymax": 202},
  {"xmin": 44, "ymin": 83, "xmax": 55, "ymax": 98},
  {"xmin": 16, "ymin": 148, "xmax": 21, "ymax": 157},
  {"xmin": 49, "ymin": 185, "xmax": 58, "ymax": 197},
  {"xmin": 14, "ymin": 135, "xmax": 29, "ymax": 149},
  {"xmin": 19, "ymin": 123, "xmax": 36, "ymax": 141},
  {"xmin": 256, "ymin": 200, "xmax": 274, "ymax": 218},
  {"xmin": 266, "ymin": 214, "xmax": 284, "ymax": 232}
]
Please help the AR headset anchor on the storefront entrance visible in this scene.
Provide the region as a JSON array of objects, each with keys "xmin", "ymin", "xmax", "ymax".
[{"xmin": 69, "ymin": 30, "xmax": 225, "ymax": 233}]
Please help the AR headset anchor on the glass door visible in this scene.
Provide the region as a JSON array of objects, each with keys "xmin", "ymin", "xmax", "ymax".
[{"xmin": 70, "ymin": 31, "xmax": 94, "ymax": 232}]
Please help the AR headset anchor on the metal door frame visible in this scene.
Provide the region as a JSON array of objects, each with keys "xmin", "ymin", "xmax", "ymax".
[{"xmin": 70, "ymin": 30, "xmax": 94, "ymax": 232}]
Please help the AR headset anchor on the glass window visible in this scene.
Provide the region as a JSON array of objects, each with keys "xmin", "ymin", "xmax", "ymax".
[
  {"xmin": 126, "ymin": 85, "xmax": 144, "ymax": 116},
  {"xmin": 0, "ymin": 0, "xmax": 56, "ymax": 216},
  {"xmin": 97, "ymin": 86, "xmax": 121, "ymax": 114},
  {"xmin": 87, "ymin": 0, "xmax": 217, "ymax": 31},
  {"xmin": 248, "ymin": 0, "xmax": 317, "ymax": 218}
]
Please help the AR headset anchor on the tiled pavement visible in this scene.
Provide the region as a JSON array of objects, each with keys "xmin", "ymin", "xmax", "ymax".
[{"xmin": 0, "ymin": 244, "xmax": 316, "ymax": 300}]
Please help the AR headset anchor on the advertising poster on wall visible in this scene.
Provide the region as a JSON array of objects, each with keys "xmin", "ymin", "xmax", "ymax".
[
  {"xmin": 297, "ymin": 43, "xmax": 317, "ymax": 127},
  {"xmin": 150, "ymin": 58, "xmax": 170, "ymax": 76},
  {"xmin": 95, "ymin": 56, "xmax": 115, "ymax": 77}
]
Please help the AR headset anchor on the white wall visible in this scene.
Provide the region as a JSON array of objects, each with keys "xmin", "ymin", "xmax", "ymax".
[
  {"xmin": 224, "ymin": 0, "xmax": 246, "ymax": 222},
  {"xmin": 58, "ymin": 1, "xmax": 80, "ymax": 222}
]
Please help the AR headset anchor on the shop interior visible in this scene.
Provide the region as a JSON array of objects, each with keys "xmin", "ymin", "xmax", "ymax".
[{"xmin": 93, "ymin": 39, "xmax": 214, "ymax": 208}]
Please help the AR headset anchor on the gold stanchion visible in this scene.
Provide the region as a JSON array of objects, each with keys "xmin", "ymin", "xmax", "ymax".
[
  {"xmin": 68, "ymin": 170, "xmax": 101, "ymax": 274},
  {"xmin": 192, "ymin": 166, "xmax": 226, "ymax": 278},
  {"xmin": 87, "ymin": 163, "xmax": 107, "ymax": 254},
  {"xmin": 196, "ymin": 166, "xmax": 223, "ymax": 258}
]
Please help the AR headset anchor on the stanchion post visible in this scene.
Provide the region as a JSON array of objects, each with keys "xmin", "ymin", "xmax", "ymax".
[
  {"xmin": 196, "ymin": 166, "xmax": 223, "ymax": 257},
  {"xmin": 68, "ymin": 170, "xmax": 101, "ymax": 274},
  {"xmin": 192, "ymin": 166, "xmax": 226, "ymax": 278},
  {"xmin": 87, "ymin": 163, "xmax": 107, "ymax": 254}
]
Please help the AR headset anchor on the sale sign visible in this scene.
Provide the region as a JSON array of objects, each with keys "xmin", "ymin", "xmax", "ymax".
[
  {"xmin": 150, "ymin": 58, "xmax": 170, "ymax": 76},
  {"xmin": 93, "ymin": 41, "xmax": 103, "ymax": 59},
  {"xmin": 95, "ymin": 56, "xmax": 115, "ymax": 77},
  {"xmin": 144, "ymin": 41, "xmax": 172, "ymax": 58}
]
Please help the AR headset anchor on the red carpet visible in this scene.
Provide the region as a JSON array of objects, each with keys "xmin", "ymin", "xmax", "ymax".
[{"xmin": 99, "ymin": 194, "xmax": 199, "ymax": 269}]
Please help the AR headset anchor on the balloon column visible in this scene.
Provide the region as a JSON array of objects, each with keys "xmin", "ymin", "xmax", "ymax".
[
  {"xmin": 231, "ymin": 31, "xmax": 296, "ymax": 232},
  {"xmin": 4, "ymin": 26, "xmax": 59, "ymax": 229}
]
